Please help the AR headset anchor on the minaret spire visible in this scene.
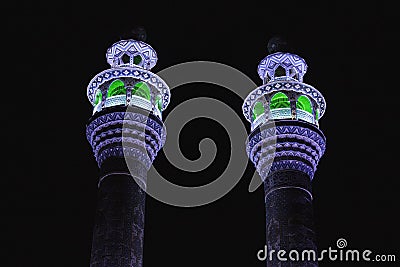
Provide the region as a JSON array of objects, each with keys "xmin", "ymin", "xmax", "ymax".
[
  {"xmin": 86, "ymin": 33, "xmax": 170, "ymax": 267},
  {"xmin": 243, "ymin": 39, "xmax": 326, "ymax": 266}
]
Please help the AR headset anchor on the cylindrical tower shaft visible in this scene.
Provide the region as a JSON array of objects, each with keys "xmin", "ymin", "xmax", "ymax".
[
  {"xmin": 86, "ymin": 36, "xmax": 170, "ymax": 267},
  {"xmin": 90, "ymin": 164, "xmax": 146, "ymax": 267},
  {"xmin": 264, "ymin": 170, "xmax": 317, "ymax": 266},
  {"xmin": 243, "ymin": 47, "xmax": 327, "ymax": 266}
]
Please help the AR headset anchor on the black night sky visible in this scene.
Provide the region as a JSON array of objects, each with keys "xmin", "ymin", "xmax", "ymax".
[{"xmin": 5, "ymin": 1, "xmax": 398, "ymax": 267}]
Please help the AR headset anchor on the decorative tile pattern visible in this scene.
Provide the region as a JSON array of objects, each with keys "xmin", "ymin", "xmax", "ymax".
[
  {"xmin": 247, "ymin": 121, "xmax": 326, "ymax": 180},
  {"xmin": 86, "ymin": 110, "xmax": 166, "ymax": 168},
  {"xmin": 106, "ymin": 39, "xmax": 158, "ymax": 69},
  {"xmin": 257, "ymin": 52, "xmax": 307, "ymax": 81}
]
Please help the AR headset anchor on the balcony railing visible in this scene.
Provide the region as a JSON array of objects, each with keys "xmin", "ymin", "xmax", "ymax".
[
  {"xmin": 104, "ymin": 95, "xmax": 126, "ymax": 108},
  {"xmin": 270, "ymin": 108, "xmax": 291, "ymax": 120},
  {"xmin": 296, "ymin": 109, "xmax": 314, "ymax": 124},
  {"xmin": 130, "ymin": 95, "xmax": 152, "ymax": 111},
  {"xmin": 93, "ymin": 95, "xmax": 155, "ymax": 116}
]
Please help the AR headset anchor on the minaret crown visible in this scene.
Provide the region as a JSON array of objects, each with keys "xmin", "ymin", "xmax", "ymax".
[
  {"xmin": 86, "ymin": 38, "xmax": 170, "ymax": 118},
  {"xmin": 257, "ymin": 52, "xmax": 308, "ymax": 84},
  {"xmin": 106, "ymin": 39, "xmax": 158, "ymax": 69},
  {"xmin": 243, "ymin": 43, "xmax": 326, "ymax": 131}
]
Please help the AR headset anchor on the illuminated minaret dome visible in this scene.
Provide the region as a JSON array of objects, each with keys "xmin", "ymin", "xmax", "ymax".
[
  {"xmin": 243, "ymin": 39, "xmax": 326, "ymax": 266},
  {"xmin": 86, "ymin": 31, "xmax": 170, "ymax": 267}
]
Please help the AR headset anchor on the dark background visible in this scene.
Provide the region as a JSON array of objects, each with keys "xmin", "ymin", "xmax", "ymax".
[{"xmin": 4, "ymin": 1, "xmax": 398, "ymax": 266}]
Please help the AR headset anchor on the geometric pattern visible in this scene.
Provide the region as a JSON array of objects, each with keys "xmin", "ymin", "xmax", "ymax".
[
  {"xmin": 103, "ymin": 95, "xmax": 127, "ymax": 108},
  {"xmin": 246, "ymin": 51, "xmax": 324, "ymax": 267},
  {"xmin": 86, "ymin": 108, "xmax": 166, "ymax": 168},
  {"xmin": 296, "ymin": 109, "xmax": 314, "ymax": 123},
  {"xmin": 251, "ymin": 108, "xmax": 314, "ymax": 131},
  {"xmin": 247, "ymin": 120, "xmax": 326, "ymax": 180},
  {"xmin": 257, "ymin": 52, "xmax": 307, "ymax": 82},
  {"xmin": 129, "ymin": 95, "xmax": 152, "ymax": 112},
  {"xmin": 87, "ymin": 66, "xmax": 170, "ymax": 110},
  {"xmin": 106, "ymin": 39, "xmax": 157, "ymax": 69},
  {"xmin": 242, "ymin": 79, "xmax": 326, "ymax": 122},
  {"xmin": 270, "ymin": 108, "xmax": 292, "ymax": 120},
  {"xmin": 97, "ymin": 95, "xmax": 154, "ymax": 116}
]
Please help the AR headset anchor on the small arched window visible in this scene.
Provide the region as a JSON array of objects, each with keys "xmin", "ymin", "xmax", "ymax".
[
  {"xmin": 132, "ymin": 82, "xmax": 151, "ymax": 101},
  {"xmin": 270, "ymin": 92, "xmax": 290, "ymax": 110},
  {"xmin": 121, "ymin": 54, "xmax": 130, "ymax": 64},
  {"xmin": 94, "ymin": 90, "xmax": 102, "ymax": 105},
  {"xmin": 252, "ymin": 101, "xmax": 265, "ymax": 121},
  {"xmin": 133, "ymin": 55, "xmax": 142, "ymax": 65},
  {"xmin": 274, "ymin": 66, "xmax": 286, "ymax": 77},
  {"xmin": 296, "ymin": 95, "xmax": 313, "ymax": 114},
  {"xmin": 107, "ymin": 79, "xmax": 126, "ymax": 97}
]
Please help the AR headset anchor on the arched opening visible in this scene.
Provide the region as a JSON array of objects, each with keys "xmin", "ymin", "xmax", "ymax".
[
  {"xmin": 94, "ymin": 90, "xmax": 102, "ymax": 105},
  {"xmin": 269, "ymin": 92, "xmax": 291, "ymax": 120},
  {"xmin": 133, "ymin": 55, "xmax": 142, "ymax": 65},
  {"xmin": 274, "ymin": 66, "xmax": 286, "ymax": 77},
  {"xmin": 270, "ymin": 92, "xmax": 290, "ymax": 110},
  {"xmin": 289, "ymin": 68, "xmax": 299, "ymax": 80},
  {"xmin": 252, "ymin": 101, "xmax": 265, "ymax": 121},
  {"xmin": 121, "ymin": 54, "xmax": 130, "ymax": 64},
  {"xmin": 107, "ymin": 79, "xmax": 126, "ymax": 97},
  {"xmin": 296, "ymin": 95, "xmax": 313, "ymax": 114},
  {"xmin": 132, "ymin": 82, "xmax": 151, "ymax": 101},
  {"xmin": 296, "ymin": 95, "xmax": 315, "ymax": 123},
  {"xmin": 265, "ymin": 73, "xmax": 271, "ymax": 83},
  {"xmin": 315, "ymin": 108, "xmax": 320, "ymax": 120},
  {"xmin": 155, "ymin": 95, "xmax": 163, "ymax": 111}
]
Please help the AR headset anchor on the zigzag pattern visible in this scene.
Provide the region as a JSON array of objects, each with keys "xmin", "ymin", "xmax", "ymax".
[
  {"xmin": 106, "ymin": 39, "xmax": 158, "ymax": 69},
  {"xmin": 87, "ymin": 111, "xmax": 166, "ymax": 167},
  {"xmin": 247, "ymin": 124, "xmax": 325, "ymax": 179},
  {"xmin": 247, "ymin": 124, "xmax": 326, "ymax": 156},
  {"xmin": 276, "ymin": 126, "xmax": 326, "ymax": 151},
  {"xmin": 253, "ymin": 140, "xmax": 319, "ymax": 178},
  {"xmin": 257, "ymin": 52, "xmax": 307, "ymax": 81},
  {"xmin": 86, "ymin": 111, "xmax": 165, "ymax": 145}
]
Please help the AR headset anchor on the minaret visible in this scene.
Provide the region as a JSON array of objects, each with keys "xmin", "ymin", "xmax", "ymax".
[
  {"xmin": 243, "ymin": 39, "xmax": 326, "ymax": 266},
  {"xmin": 86, "ymin": 31, "xmax": 170, "ymax": 267}
]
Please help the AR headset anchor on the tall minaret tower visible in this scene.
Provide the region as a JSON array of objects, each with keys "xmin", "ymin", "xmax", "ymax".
[
  {"xmin": 243, "ymin": 39, "xmax": 326, "ymax": 266},
  {"xmin": 86, "ymin": 31, "xmax": 170, "ymax": 267}
]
